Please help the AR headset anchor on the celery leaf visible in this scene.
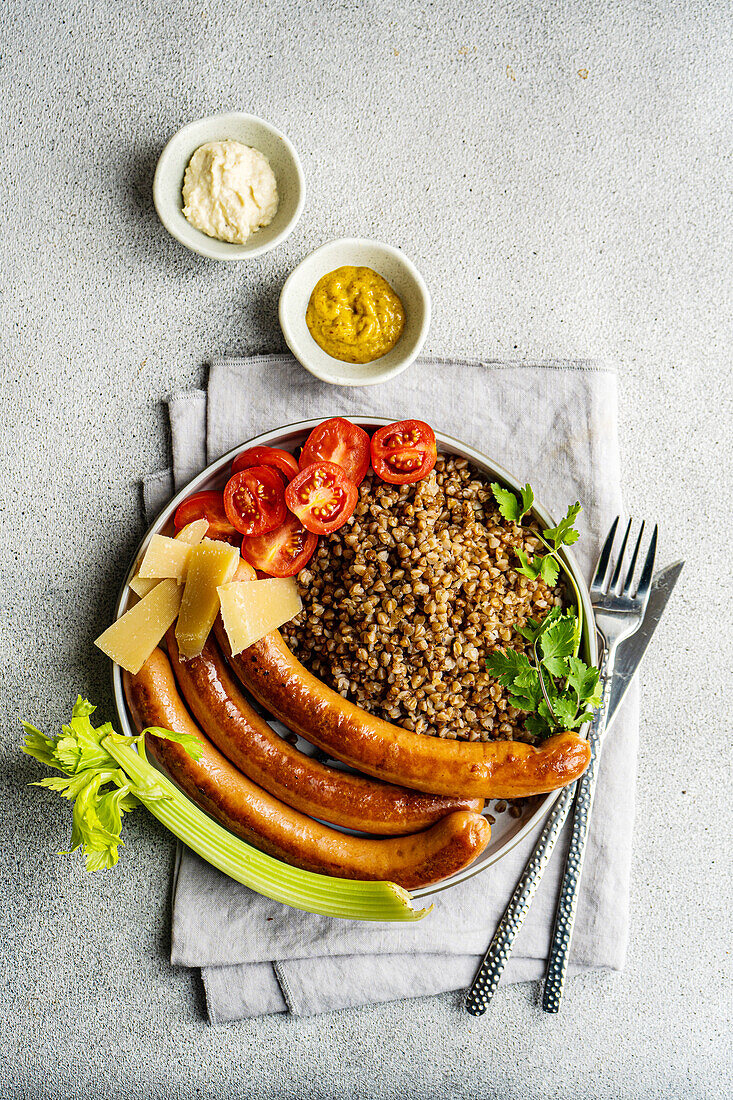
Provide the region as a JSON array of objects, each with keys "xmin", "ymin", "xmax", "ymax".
[{"xmin": 143, "ymin": 726, "xmax": 203, "ymax": 761}]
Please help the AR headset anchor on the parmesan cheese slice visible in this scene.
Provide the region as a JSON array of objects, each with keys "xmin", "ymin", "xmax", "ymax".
[
  {"xmin": 138, "ymin": 535, "xmax": 195, "ymax": 580},
  {"xmin": 175, "ymin": 540, "xmax": 240, "ymax": 659},
  {"xmin": 175, "ymin": 518, "xmax": 210, "ymax": 544},
  {"xmin": 128, "ymin": 572, "xmax": 160, "ymax": 599},
  {"xmin": 218, "ymin": 577, "xmax": 302, "ymax": 655},
  {"xmin": 94, "ymin": 579, "xmax": 183, "ymax": 674},
  {"xmin": 129, "ymin": 520, "xmax": 209, "ymax": 596}
]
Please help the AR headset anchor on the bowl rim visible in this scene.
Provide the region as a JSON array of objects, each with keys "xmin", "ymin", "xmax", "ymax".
[
  {"xmin": 278, "ymin": 238, "xmax": 432, "ymax": 387},
  {"xmin": 112, "ymin": 417, "xmax": 597, "ymax": 904},
  {"xmin": 152, "ymin": 111, "xmax": 306, "ymax": 260}
]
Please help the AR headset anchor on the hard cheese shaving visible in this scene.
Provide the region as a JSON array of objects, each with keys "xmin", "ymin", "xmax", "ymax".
[
  {"xmin": 129, "ymin": 519, "xmax": 208, "ymax": 596},
  {"xmin": 94, "ymin": 578, "xmax": 183, "ymax": 674},
  {"xmin": 218, "ymin": 577, "xmax": 302, "ymax": 655},
  {"xmin": 138, "ymin": 535, "xmax": 194, "ymax": 580},
  {"xmin": 175, "ymin": 539, "xmax": 240, "ymax": 659},
  {"xmin": 128, "ymin": 573, "xmax": 161, "ymax": 599}
]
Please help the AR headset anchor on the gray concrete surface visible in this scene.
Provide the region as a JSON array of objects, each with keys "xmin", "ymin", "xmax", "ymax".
[{"xmin": 2, "ymin": 1, "xmax": 731, "ymax": 1097}]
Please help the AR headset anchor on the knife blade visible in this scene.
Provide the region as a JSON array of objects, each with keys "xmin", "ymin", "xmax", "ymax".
[{"xmin": 604, "ymin": 559, "xmax": 684, "ymax": 731}]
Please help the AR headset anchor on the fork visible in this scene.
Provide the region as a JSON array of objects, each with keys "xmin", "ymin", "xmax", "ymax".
[
  {"xmin": 541, "ymin": 516, "xmax": 657, "ymax": 1012},
  {"xmin": 465, "ymin": 517, "xmax": 657, "ymax": 1017}
]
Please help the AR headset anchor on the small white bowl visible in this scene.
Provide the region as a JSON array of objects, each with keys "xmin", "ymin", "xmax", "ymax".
[
  {"xmin": 153, "ymin": 113, "xmax": 305, "ymax": 260},
  {"xmin": 279, "ymin": 238, "xmax": 431, "ymax": 387}
]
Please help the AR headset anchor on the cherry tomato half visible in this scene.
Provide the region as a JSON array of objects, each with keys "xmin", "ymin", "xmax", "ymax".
[
  {"xmin": 299, "ymin": 418, "xmax": 370, "ymax": 486},
  {"xmin": 223, "ymin": 466, "xmax": 287, "ymax": 536},
  {"xmin": 231, "ymin": 445, "xmax": 300, "ymax": 482},
  {"xmin": 285, "ymin": 461, "xmax": 358, "ymax": 535},
  {"xmin": 242, "ymin": 513, "xmax": 318, "ymax": 577},
  {"xmin": 173, "ymin": 490, "xmax": 239, "ymax": 541},
  {"xmin": 370, "ymin": 419, "xmax": 437, "ymax": 484}
]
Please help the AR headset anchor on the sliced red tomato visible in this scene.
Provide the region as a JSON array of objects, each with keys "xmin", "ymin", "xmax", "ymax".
[
  {"xmin": 242, "ymin": 513, "xmax": 318, "ymax": 577},
  {"xmin": 173, "ymin": 490, "xmax": 239, "ymax": 541},
  {"xmin": 231, "ymin": 445, "xmax": 300, "ymax": 482},
  {"xmin": 370, "ymin": 419, "xmax": 437, "ymax": 484},
  {"xmin": 285, "ymin": 461, "xmax": 358, "ymax": 535},
  {"xmin": 223, "ymin": 466, "xmax": 287, "ymax": 536},
  {"xmin": 299, "ymin": 418, "xmax": 370, "ymax": 486}
]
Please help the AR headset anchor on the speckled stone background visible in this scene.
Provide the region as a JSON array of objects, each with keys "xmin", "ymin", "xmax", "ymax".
[{"xmin": 2, "ymin": 1, "xmax": 731, "ymax": 1097}]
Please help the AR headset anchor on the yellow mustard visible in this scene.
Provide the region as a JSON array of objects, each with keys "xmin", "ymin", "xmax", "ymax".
[{"xmin": 305, "ymin": 266, "xmax": 405, "ymax": 364}]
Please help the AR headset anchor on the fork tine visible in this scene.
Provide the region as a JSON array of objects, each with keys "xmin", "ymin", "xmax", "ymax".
[
  {"xmin": 591, "ymin": 516, "xmax": 619, "ymax": 593},
  {"xmin": 634, "ymin": 524, "xmax": 658, "ymax": 603},
  {"xmin": 622, "ymin": 520, "xmax": 646, "ymax": 596},
  {"xmin": 610, "ymin": 517, "xmax": 632, "ymax": 592}
]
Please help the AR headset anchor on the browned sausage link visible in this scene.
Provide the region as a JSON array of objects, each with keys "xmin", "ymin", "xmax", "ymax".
[
  {"xmin": 219, "ymin": 625, "xmax": 591, "ymax": 800},
  {"xmin": 165, "ymin": 629, "xmax": 483, "ymax": 835},
  {"xmin": 124, "ymin": 649, "xmax": 491, "ymax": 887}
]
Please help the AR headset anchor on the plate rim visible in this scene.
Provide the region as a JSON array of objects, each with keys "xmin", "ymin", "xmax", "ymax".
[{"xmin": 112, "ymin": 417, "xmax": 597, "ymax": 904}]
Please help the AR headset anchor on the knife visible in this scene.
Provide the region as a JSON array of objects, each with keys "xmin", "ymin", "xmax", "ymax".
[
  {"xmin": 604, "ymin": 559, "xmax": 684, "ymax": 731},
  {"xmin": 465, "ymin": 560, "xmax": 683, "ymax": 1017}
]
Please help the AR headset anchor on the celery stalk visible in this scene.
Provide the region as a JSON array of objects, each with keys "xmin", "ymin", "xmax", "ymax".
[
  {"xmin": 22, "ymin": 698, "xmax": 430, "ymax": 923},
  {"xmin": 106, "ymin": 736, "xmax": 428, "ymax": 922}
]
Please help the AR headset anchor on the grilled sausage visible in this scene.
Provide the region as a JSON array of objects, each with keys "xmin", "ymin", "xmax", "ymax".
[
  {"xmin": 165, "ymin": 629, "xmax": 483, "ymax": 835},
  {"xmin": 124, "ymin": 648, "xmax": 491, "ymax": 887},
  {"xmin": 219, "ymin": 626, "xmax": 591, "ymax": 799}
]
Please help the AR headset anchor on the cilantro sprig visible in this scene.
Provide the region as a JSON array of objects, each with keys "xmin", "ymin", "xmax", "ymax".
[
  {"xmin": 22, "ymin": 697, "xmax": 201, "ymax": 870},
  {"xmin": 486, "ymin": 608, "xmax": 601, "ymax": 739},
  {"xmin": 490, "ymin": 482, "xmax": 581, "ymax": 588},
  {"xmin": 485, "ymin": 482, "xmax": 600, "ymax": 738}
]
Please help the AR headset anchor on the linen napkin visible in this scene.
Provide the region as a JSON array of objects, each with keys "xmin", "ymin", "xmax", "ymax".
[{"xmin": 143, "ymin": 354, "xmax": 637, "ymax": 1023}]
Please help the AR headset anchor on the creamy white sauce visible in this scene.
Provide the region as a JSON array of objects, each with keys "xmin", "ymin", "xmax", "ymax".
[{"xmin": 182, "ymin": 140, "xmax": 279, "ymax": 244}]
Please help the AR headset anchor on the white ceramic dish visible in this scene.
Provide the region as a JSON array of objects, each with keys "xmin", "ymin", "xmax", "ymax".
[
  {"xmin": 112, "ymin": 419, "xmax": 596, "ymax": 905},
  {"xmin": 279, "ymin": 239, "xmax": 431, "ymax": 387},
  {"xmin": 153, "ymin": 113, "xmax": 305, "ymax": 260}
]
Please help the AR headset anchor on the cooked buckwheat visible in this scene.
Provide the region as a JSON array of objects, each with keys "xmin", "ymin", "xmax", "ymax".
[{"xmin": 281, "ymin": 454, "xmax": 563, "ymax": 744}]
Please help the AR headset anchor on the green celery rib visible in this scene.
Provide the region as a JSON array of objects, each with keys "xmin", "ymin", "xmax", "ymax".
[{"xmin": 103, "ymin": 736, "xmax": 431, "ymax": 923}]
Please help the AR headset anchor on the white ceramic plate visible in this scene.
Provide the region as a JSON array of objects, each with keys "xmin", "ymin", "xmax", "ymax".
[{"xmin": 112, "ymin": 419, "xmax": 596, "ymax": 903}]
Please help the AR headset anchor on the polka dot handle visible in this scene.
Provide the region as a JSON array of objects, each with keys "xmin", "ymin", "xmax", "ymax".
[
  {"xmin": 541, "ymin": 670, "xmax": 613, "ymax": 1013},
  {"xmin": 465, "ymin": 782, "xmax": 576, "ymax": 1016}
]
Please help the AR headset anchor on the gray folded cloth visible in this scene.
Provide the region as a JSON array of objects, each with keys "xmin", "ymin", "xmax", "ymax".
[{"xmin": 142, "ymin": 354, "xmax": 637, "ymax": 1023}]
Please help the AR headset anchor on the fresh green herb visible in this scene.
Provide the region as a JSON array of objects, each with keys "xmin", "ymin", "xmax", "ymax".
[
  {"xmin": 543, "ymin": 503, "xmax": 582, "ymax": 550},
  {"xmin": 491, "ymin": 483, "xmax": 583, "ymax": 588},
  {"xmin": 21, "ymin": 698, "xmax": 428, "ymax": 921},
  {"xmin": 491, "ymin": 481, "xmax": 534, "ymax": 523},
  {"xmin": 486, "ymin": 609, "xmax": 601, "ymax": 738},
  {"xmin": 491, "ymin": 481, "xmax": 587, "ymax": 646},
  {"xmin": 485, "ymin": 483, "xmax": 600, "ymax": 738}
]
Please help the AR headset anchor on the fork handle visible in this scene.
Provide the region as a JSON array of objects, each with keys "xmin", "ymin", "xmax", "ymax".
[
  {"xmin": 465, "ymin": 781, "xmax": 576, "ymax": 1015},
  {"xmin": 541, "ymin": 650, "xmax": 615, "ymax": 1012}
]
